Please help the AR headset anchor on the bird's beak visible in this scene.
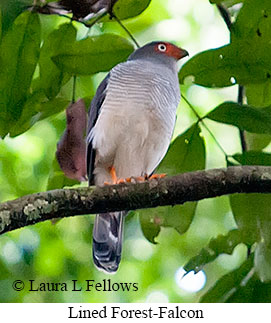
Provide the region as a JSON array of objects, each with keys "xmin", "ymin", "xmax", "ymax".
[{"xmin": 177, "ymin": 48, "xmax": 189, "ymax": 60}]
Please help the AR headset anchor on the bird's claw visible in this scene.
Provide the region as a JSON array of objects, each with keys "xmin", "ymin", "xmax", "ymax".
[
  {"xmin": 148, "ymin": 173, "xmax": 166, "ymax": 180},
  {"xmin": 104, "ymin": 167, "xmax": 166, "ymax": 186}
]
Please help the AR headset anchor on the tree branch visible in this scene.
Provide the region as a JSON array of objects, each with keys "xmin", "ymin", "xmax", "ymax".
[{"xmin": 1, "ymin": 166, "xmax": 271, "ymax": 235}]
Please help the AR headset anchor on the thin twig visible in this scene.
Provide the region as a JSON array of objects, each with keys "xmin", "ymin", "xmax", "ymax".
[
  {"xmin": 83, "ymin": 11, "xmax": 108, "ymax": 28},
  {"xmin": 111, "ymin": 13, "xmax": 140, "ymax": 48},
  {"xmin": 181, "ymin": 94, "xmax": 229, "ymax": 159},
  {"xmin": 238, "ymin": 85, "xmax": 247, "ymax": 152}
]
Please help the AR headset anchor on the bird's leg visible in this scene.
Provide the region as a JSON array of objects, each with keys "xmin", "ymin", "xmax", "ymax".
[
  {"xmin": 104, "ymin": 166, "xmax": 128, "ymax": 185},
  {"xmin": 104, "ymin": 168, "xmax": 166, "ymax": 185},
  {"xmin": 104, "ymin": 166, "xmax": 118, "ymax": 185}
]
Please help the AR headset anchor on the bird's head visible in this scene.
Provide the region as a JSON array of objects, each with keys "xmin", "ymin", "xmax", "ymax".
[{"xmin": 128, "ymin": 41, "xmax": 189, "ymax": 65}]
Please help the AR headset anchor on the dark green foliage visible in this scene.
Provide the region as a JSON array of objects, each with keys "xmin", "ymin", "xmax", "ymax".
[
  {"xmin": 52, "ymin": 34, "xmax": 134, "ymax": 75},
  {"xmin": 0, "ymin": 12, "xmax": 41, "ymax": 137},
  {"xmin": 180, "ymin": 0, "xmax": 271, "ymax": 88},
  {"xmin": 206, "ymin": 102, "xmax": 271, "ymax": 134}
]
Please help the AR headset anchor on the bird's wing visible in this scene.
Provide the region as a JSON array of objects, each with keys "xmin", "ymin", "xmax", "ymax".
[{"xmin": 87, "ymin": 74, "xmax": 110, "ymax": 185}]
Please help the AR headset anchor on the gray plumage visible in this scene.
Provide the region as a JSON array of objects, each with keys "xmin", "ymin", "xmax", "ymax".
[{"xmin": 87, "ymin": 41, "xmax": 187, "ymax": 273}]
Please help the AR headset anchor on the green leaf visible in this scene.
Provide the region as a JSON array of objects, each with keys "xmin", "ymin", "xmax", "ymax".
[
  {"xmin": 0, "ymin": 0, "xmax": 32, "ymax": 35},
  {"xmin": 245, "ymin": 133, "xmax": 271, "ymax": 151},
  {"xmin": 52, "ymin": 34, "xmax": 134, "ymax": 75},
  {"xmin": 179, "ymin": 42, "xmax": 270, "ymax": 88},
  {"xmin": 229, "ymin": 152, "xmax": 271, "ymax": 281},
  {"xmin": 8, "ymin": 91, "xmax": 69, "ymax": 137},
  {"xmin": 255, "ymin": 240, "xmax": 271, "ymax": 282},
  {"xmin": 200, "ymin": 256, "xmax": 254, "ymax": 302},
  {"xmin": 113, "ymin": 0, "xmax": 151, "ymax": 20},
  {"xmin": 230, "ymin": 194, "xmax": 263, "ymax": 244},
  {"xmin": 184, "ymin": 230, "xmax": 243, "ymax": 273},
  {"xmin": 229, "ymin": 152, "xmax": 271, "ymax": 244},
  {"xmin": 0, "ymin": 11, "xmax": 41, "ymax": 137},
  {"xmin": 206, "ymin": 102, "xmax": 271, "ymax": 134},
  {"xmin": 139, "ymin": 124, "xmax": 206, "ymax": 243},
  {"xmin": 179, "ymin": 0, "xmax": 271, "ymax": 88},
  {"xmin": 246, "ymin": 81, "xmax": 271, "ymax": 107},
  {"xmin": 139, "ymin": 211, "xmax": 161, "ymax": 244},
  {"xmin": 232, "ymin": 151, "xmax": 271, "ymax": 166},
  {"xmin": 245, "ymin": 81, "xmax": 271, "ymax": 149},
  {"xmin": 86, "ymin": 0, "xmax": 151, "ymax": 24},
  {"xmin": 36, "ymin": 23, "xmax": 77, "ymax": 100},
  {"xmin": 0, "ymin": 8, "xmax": 2, "ymax": 42},
  {"xmin": 227, "ymin": 273, "xmax": 271, "ymax": 302}
]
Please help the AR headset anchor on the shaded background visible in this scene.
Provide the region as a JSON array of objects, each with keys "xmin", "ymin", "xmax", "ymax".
[{"xmin": 0, "ymin": 0, "xmax": 256, "ymax": 302}]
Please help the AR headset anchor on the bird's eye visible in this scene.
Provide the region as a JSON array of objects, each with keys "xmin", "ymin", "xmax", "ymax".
[{"xmin": 158, "ymin": 44, "xmax": 167, "ymax": 52}]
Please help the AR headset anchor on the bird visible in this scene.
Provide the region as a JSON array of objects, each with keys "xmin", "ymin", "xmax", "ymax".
[{"xmin": 86, "ymin": 41, "xmax": 189, "ymax": 273}]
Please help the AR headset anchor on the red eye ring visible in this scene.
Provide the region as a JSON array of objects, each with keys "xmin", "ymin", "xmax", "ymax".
[{"xmin": 158, "ymin": 44, "xmax": 167, "ymax": 52}]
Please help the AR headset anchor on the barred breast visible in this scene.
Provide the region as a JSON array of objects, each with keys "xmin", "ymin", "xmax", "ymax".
[{"xmin": 91, "ymin": 59, "xmax": 180, "ymax": 186}]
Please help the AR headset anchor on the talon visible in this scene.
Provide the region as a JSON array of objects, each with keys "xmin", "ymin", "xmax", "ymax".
[
  {"xmin": 149, "ymin": 173, "xmax": 166, "ymax": 180},
  {"xmin": 125, "ymin": 176, "xmax": 145, "ymax": 183},
  {"xmin": 136, "ymin": 176, "xmax": 145, "ymax": 182},
  {"xmin": 117, "ymin": 178, "xmax": 126, "ymax": 184}
]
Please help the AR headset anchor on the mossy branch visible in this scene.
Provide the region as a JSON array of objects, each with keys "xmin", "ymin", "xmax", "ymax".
[{"xmin": 1, "ymin": 166, "xmax": 271, "ymax": 234}]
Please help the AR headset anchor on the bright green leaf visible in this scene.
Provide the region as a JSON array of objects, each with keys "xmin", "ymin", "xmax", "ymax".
[
  {"xmin": 139, "ymin": 124, "xmax": 206, "ymax": 243},
  {"xmin": 206, "ymin": 102, "xmax": 271, "ymax": 134},
  {"xmin": 184, "ymin": 230, "xmax": 243, "ymax": 273},
  {"xmin": 113, "ymin": 0, "xmax": 151, "ymax": 20},
  {"xmin": 52, "ymin": 34, "xmax": 134, "ymax": 75},
  {"xmin": 0, "ymin": 11, "xmax": 41, "ymax": 137},
  {"xmin": 36, "ymin": 23, "xmax": 77, "ymax": 100}
]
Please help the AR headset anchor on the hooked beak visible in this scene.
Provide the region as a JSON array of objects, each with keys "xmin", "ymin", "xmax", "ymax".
[{"xmin": 177, "ymin": 48, "xmax": 189, "ymax": 60}]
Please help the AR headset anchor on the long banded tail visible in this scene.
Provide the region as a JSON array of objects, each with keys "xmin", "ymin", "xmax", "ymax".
[{"xmin": 92, "ymin": 211, "xmax": 125, "ymax": 273}]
